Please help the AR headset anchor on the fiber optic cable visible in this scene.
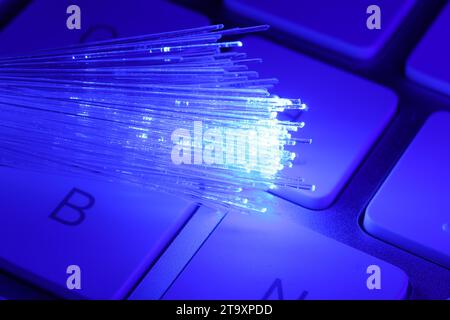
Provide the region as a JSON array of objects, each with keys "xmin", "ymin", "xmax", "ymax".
[{"xmin": 0, "ymin": 24, "xmax": 313, "ymax": 213}]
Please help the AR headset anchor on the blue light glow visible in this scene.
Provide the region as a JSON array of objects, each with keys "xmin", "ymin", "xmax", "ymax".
[{"xmin": 0, "ymin": 25, "xmax": 313, "ymax": 213}]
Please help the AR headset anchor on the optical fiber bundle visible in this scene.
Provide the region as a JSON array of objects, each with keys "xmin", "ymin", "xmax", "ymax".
[{"xmin": 0, "ymin": 25, "xmax": 313, "ymax": 213}]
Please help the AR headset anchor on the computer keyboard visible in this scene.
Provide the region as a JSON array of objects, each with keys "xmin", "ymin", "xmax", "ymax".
[{"xmin": 0, "ymin": 0, "xmax": 449, "ymax": 300}]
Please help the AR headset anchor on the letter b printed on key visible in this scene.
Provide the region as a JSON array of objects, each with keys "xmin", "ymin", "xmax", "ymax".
[{"xmin": 49, "ymin": 188, "xmax": 95, "ymax": 226}]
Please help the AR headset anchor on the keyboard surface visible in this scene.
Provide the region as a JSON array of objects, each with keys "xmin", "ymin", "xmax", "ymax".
[{"xmin": 0, "ymin": 0, "xmax": 449, "ymax": 300}]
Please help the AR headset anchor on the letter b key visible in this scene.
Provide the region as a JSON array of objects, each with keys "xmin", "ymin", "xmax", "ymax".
[{"xmin": 0, "ymin": 167, "xmax": 193, "ymax": 299}]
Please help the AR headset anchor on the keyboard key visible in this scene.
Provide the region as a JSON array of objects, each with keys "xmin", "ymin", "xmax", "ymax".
[
  {"xmin": 0, "ymin": 167, "xmax": 195, "ymax": 299},
  {"xmin": 0, "ymin": 0, "xmax": 209, "ymax": 55},
  {"xmin": 225, "ymin": 0, "xmax": 416, "ymax": 60},
  {"xmin": 164, "ymin": 196, "xmax": 409, "ymax": 300},
  {"xmin": 407, "ymin": 3, "xmax": 450, "ymax": 97},
  {"xmin": 239, "ymin": 36, "xmax": 397, "ymax": 209},
  {"xmin": 365, "ymin": 112, "xmax": 450, "ymax": 268}
]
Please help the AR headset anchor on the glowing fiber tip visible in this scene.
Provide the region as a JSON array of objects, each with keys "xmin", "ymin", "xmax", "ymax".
[{"xmin": 0, "ymin": 24, "xmax": 313, "ymax": 213}]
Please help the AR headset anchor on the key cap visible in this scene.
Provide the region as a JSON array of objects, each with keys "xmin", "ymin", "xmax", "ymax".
[
  {"xmin": 365, "ymin": 112, "xmax": 450, "ymax": 268},
  {"xmin": 0, "ymin": 167, "xmax": 196, "ymax": 299},
  {"xmin": 407, "ymin": 3, "xmax": 450, "ymax": 97},
  {"xmin": 225, "ymin": 0, "xmax": 416, "ymax": 60},
  {"xmin": 239, "ymin": 36, "xmax": 397, "ymax": 209},
  {"xmin": 164, "ymin": 197, "xmax": 409, "ymax": 300},
  {"xmin": 0, "ymin": 0, "xmax": 209, "ymax": 55}
]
